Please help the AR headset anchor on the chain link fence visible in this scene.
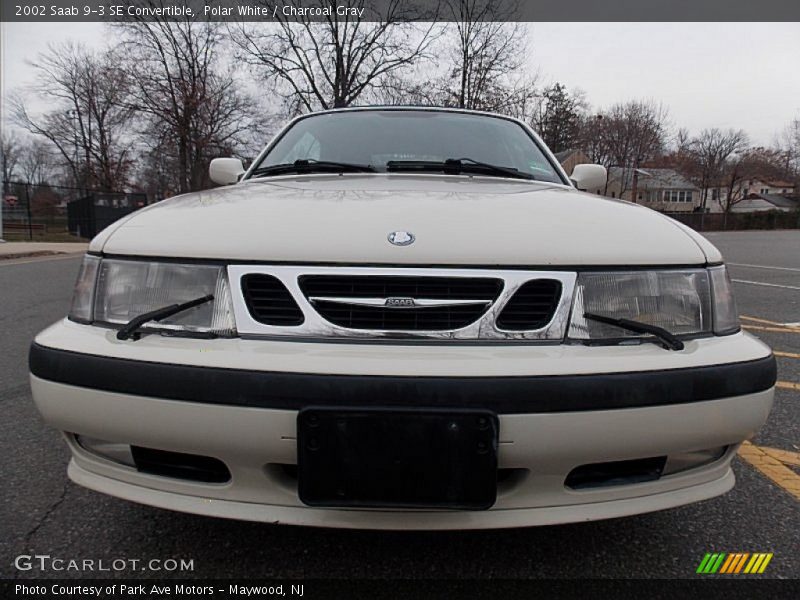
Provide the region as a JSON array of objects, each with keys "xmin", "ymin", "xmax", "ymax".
[{"xmin": 1, "ymin": 180, "xmax": 150, "ymax": 241}]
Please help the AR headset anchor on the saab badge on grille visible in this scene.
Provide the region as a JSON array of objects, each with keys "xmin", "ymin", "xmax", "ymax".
[
  {"xmin": 388, "ymin": 231, "xmax": 415, "ymax": 246},
  {"xmin": 385, "ymin": 297, "xmax": 416, "ymax": 308}
]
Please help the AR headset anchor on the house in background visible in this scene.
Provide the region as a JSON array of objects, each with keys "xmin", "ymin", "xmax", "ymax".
[
  {"xmin": 741, "ymin": 178, "xmax": 796, "ymax": 197},
  {"xmin": 605, "ymin": 167, "xmax": 701, "ymax": 213},
  {"xmin": 553, "ymin": 149, "xmax": 591, "ymax": 176},
  {"xmin": 709, "ymin": 176, "xmax": 797, "ymax": 213},
  {"xmin": 732, "ymin": 193, "xmax": 800, "ymax": 213}
]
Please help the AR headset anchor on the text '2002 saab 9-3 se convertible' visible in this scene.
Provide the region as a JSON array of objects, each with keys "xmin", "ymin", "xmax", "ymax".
[{"xmin": 29, "ymin": 107, "xmax": 776, "ymax": 529}]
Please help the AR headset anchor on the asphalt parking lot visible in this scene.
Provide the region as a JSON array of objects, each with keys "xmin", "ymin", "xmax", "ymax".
[{"xmin": 1, "ymin": 230, "xmax": 798, "ymax": 580}]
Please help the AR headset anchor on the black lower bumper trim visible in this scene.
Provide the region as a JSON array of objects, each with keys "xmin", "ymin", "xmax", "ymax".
[{"xmin": 29, "ymin": 343, "xmax": 776, "ymax": 414}]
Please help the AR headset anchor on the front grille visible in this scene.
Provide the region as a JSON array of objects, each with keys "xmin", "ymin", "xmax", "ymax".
[
  {"xmin": 299, "ymin": 275, "xmax": 503, "ymax": 331},
  {"xmin": 242, "ymin": 274, "xmax": 304, "ymax": 326},
  {"xmin": 496, "ymin": 279, "xmax": 562, "ymax": 330},
  {"xmin": 230, "ymin": 266, "xmax": 576, "ymax": 341}
]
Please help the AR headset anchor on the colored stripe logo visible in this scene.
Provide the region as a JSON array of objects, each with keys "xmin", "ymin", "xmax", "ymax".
[{"xmin": 696, "ymin": 553, "xmax": 773, "ymax": 574}]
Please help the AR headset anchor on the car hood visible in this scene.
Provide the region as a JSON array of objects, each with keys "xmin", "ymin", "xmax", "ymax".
[{"xmin": 93, "ymin": 174, "xmax": 720, "ymax": 265}]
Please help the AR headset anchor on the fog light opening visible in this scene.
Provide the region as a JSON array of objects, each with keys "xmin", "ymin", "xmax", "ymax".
[
  {"xmin": 130, "ymin": 446, "xmax": 231, "ymax": 483},
  {"xmin": 662, "ymin": 446, "xmax": 728, "ymax": 476},
  {"xmin": 566, "ymin": 456, "xmax": 667, "ymax": 489},
  {"xmin": 75, "ymin": 434, "xmax": 136, "ymax": 467}
]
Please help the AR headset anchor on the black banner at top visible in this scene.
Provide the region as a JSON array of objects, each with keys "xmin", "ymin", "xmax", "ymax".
[{"xmin": 2, "ymin": 0, "xmax": 800, "ymax": 22}]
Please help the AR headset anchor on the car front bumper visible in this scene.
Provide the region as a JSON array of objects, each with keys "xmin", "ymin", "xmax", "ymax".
[{"xmin": 29, "ymin": 319, "xmax": 776, "ymax": 529}]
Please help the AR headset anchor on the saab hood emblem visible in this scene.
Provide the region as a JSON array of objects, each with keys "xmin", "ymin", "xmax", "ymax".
[
  {"xmin": 388, "ymin": 231, "xmax": 415, "ymax": 246},
  {"xmin": 385, "ymin": 297, "xmax": 416, "ymax": 308}
]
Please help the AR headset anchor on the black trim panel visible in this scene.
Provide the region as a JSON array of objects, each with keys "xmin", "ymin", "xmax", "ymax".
[{"xmin": 29, "ymin": 343, "xmax": 776, "ymax": 414}]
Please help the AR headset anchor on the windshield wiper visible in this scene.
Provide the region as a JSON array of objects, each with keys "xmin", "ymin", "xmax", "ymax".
[
  {"xmin": 249, "ymin": 159, "xmax": 376, "ymax": 178},
  {"xmin": 386, "ymin": 158, "xmax": 534, "ymax": 180},
  {"xmin": 583, "ymin": 312, "xmax": 685, "ymax": 351},
  {"xmin": 116, "ymin": 295, "xmax": 214, "ymax": 341}
]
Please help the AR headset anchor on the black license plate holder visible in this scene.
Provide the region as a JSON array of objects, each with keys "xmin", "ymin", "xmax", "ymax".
[{"xmin": 297, "ymin": 407, "xmax": 498, "ymax": 510}]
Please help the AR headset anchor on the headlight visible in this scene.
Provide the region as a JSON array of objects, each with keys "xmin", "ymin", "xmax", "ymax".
[
  {"xmin": 68, "ymin": 255, "xmax": 101, "ymax": 323},
  {"xmin": 68, "ymin": 256, "xmax": 236, "ymax": 337},
  {"xmin": 568, "ymin": 267, "xmax": 739, "ymax": 343},
  {"xmin": 708, "ymin": 265, "xmax": 740, "ymax": 334}
]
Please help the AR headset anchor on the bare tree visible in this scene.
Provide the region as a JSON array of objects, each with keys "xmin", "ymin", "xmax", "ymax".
[
  {"xmin": 688, "ymin": 128, "xmax": 749, "ymax": 213},
  {"xmin": 714, "ymin": 147, "xmax": 790, "ymax": 227},
  {"xmin": 777, "ymin": 117, "xmax": 800, "ymax": 180},
  {"xmin": 13, "ymin": 42, "xmax": 135, "ymax": 191},
  {"xmin": 674, "ymin": 127, "xmax": 692, "ymax": 154},
  {"xmin": 717, "ymin": 154, "xmax": 750, "ymax": 223},
  {"xmin": 116, "ymin": 8, "xmax": 255, "ymax": 194},
  {"xmin": 231, "ymin": 0, "xmax": 438, "ymax": 113},
  {"xmin": 386, "ymin": 1, "xmax": 541, "ymax": 117},
  {"xmin": 18, "ymin": 139, "xmax": 55, "ymax": 185},
  {"xmin": 1, "ymin": 132, "xmax": 21, "ymax": 189},
  {"xmin": 577, "ymin": 113, "xmax": 610, "ymax": 166},
  {"xmin": 437, "ymin": 0, "xmax": 532, "ymax": 112},
  {"xmin": 580, "ymin": 100, "xmax": 669, "ymax": 198}
]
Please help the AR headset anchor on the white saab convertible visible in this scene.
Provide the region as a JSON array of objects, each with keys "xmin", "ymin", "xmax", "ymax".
[{"xmin": 30, "ymin": 107, "xmax": 775, "ymax": 529}]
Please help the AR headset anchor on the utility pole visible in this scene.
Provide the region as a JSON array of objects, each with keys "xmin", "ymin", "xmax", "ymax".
[
  {"xmin": 24, "ymin": 182, "xmax": 33, "ymax": 241},
  {"xmin": 0, "ymin": 173, "xmax": 5, "ymax": 243},
  {"xmin": 0, "ymin": 138, "xmax": 7, "ymax": 242},
  {"xmin": 631, "ymin": 166, "xmax": 640, "ymax": 204},
  {"xmin": 66, "ymin": 109, "xmax": 81, "ymax": 195}
]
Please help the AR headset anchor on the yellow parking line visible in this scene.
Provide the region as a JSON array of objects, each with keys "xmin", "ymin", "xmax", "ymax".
[
  {"xmin": 774, "ymin": 351, "xmax": 800, "ymax": 359},
  {"xmin": 743, "ymin": 325, "xmax": 800, "ymax": 334},
  {"xmin": 741, "ymin": 315, "xmax": 788, "ymax": 327},
  {"xmin": 759, "ymin": 446, "xmax": 800, "ymax": 468},
  {"xmin": 738, "ymin": 442, "xmax": 800, "ymax": 501},
  {"xmin": 776, "ymin": 381, "xmax": 800, "ymax": 392}
]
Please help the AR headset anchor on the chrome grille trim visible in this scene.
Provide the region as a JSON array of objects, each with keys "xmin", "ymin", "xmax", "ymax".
[
  {"xmin": 307, "ymin": 297, "xmax": 493, "ymax": 308},
  {"xmin": 228, "ymin": 265, "xmax": 577, "ymax": 341}
]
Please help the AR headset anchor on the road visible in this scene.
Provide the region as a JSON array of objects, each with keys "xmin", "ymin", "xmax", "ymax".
[{"xmin": 1, "ymin": 232, "xmax": 798, "ymax": 580}]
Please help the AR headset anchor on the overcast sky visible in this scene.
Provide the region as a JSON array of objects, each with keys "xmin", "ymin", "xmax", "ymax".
[{"xmin": 2, "ymin": 21, "xmax": 799, "ymax": 145}]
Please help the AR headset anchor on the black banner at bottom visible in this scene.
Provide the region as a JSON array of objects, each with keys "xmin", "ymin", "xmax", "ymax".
[{"xmin": 3, "ymin": 579, "xmax": 800, "ymax": 600}]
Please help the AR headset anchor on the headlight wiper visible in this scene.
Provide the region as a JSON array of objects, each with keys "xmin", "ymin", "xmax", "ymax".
[
  {"xmin": 249, "ymin": 159, "xmax": 376, "ymax": 178},
  {"xmin": 116, "ymin": 295, "xmax": 214, "ymax": 341},
  {"xmin": 583, "ymin": 312, "xmax": 685, "ymax": 351},
  {"xmin": 386, "ymin": 158, "xmax": 535, "ymax": 180}
]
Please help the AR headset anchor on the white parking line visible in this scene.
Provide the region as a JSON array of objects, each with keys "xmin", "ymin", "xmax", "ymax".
[
  {"xmin": 729, "ymin": 263, "xmax": 800, "ymax": 273},
  {"xmin": 731, "ymin": 279, "xmax": 800, "ymax": 291},
  {"xmin": 0, "ymin": 253, "xmax": 84, "ymax": 267}
]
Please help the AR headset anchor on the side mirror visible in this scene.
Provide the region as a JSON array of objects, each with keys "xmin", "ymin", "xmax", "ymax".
[
  {"xmin": 570, "ymin": 164, "xmax": 607, "ymax": 191},
  {"xmin": 209, "ymin": 158, "xmax": 245, "ymax": 185}
]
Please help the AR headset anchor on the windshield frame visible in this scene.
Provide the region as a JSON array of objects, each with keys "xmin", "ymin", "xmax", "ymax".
[{"xmin": 243, "ymin": 107, "xmax": 572, "ymax": 186}]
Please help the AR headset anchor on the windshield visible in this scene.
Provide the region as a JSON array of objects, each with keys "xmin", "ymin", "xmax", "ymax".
[{"xmin": 249, "ymin": 110, "xmax": 565, "ymax": 183}]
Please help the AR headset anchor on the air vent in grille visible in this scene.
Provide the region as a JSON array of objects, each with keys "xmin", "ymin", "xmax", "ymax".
[
  {"xmin": 241, "ymin": 274, "xmax": 305, "ymax": 326},
  {"xmin": 495, "ymin": 279, "xmax": 562, "ymax": 331},
  {"xmin": 299, "ymin": 275, "xmax": 503, "ymax": 331},
  {"xmin": 300, "ymin": 276, "xmax": 503, "ymax": 299}
]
